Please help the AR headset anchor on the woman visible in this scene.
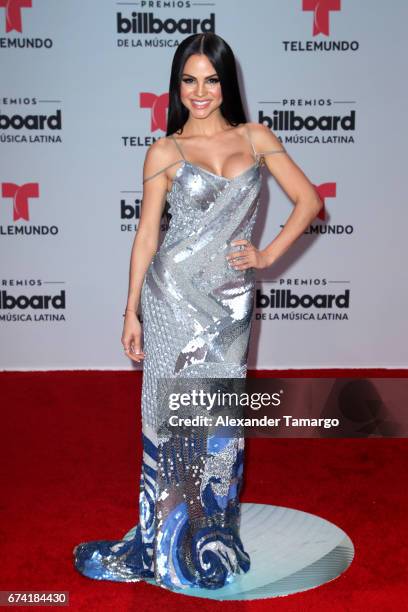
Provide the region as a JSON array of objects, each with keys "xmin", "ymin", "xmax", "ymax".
[{"xmin": 73, "ymin": 32, "xmax": 322, "ymax": 591}]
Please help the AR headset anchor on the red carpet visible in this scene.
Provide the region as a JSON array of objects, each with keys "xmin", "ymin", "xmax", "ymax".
[{"xmin": 1, "ymin": 370, "xmax": 407, "ymax": 611}]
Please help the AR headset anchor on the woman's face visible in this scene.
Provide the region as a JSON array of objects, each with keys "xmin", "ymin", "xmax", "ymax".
[{"xmin": 180, "ymin": 54, "xmax": 223, "ymax": 119}]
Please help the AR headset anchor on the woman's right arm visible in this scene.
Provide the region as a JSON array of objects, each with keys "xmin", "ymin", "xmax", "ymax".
[{"xmin": 121, "ymin": 137, "xmax": 172, "ymax": 363}]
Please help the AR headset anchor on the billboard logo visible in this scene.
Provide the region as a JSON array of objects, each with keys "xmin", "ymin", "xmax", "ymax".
[
  {"xmin": 0, "ymin": 289, "xmax": 66, "ymax": 310},
  {"xmin": 258, "ymin": 109, "xmax": 356, "ymax": 133},
  {"xmin": 256, "ymin": 288, "xmax": 350, "ymax": 310},
  {"xmin": 117, "ymin": 12, "xmax": 215, "ymax": 35}
]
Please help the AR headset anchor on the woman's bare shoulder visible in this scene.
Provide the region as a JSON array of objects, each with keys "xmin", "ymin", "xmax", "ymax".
[
  {"xmin": 143, "ymin": 135, "xmax": 179, "ymax": 180},
  {"xmin": 145, "ymin": 135, "xmax": 175, "ymax": 163},
  {"xmin": 245, "ymin": 122, "xmax": 283, "ymax": 152}
]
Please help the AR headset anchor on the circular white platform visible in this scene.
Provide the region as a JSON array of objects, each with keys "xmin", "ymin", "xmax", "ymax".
[{"xmin": 139, "ymin": 503, "xmax": 354, "ymax": 601}]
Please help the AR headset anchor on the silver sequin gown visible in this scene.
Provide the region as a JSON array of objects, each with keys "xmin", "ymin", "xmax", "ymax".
[{"xmin": 73, "ymin": 127, "xmax": 285, "ymax": 591}]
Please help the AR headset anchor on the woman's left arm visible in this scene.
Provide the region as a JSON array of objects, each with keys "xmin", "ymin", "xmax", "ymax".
[{"xmin": 228, "ymin": 123, "xmax": 323, "ymax": 271}]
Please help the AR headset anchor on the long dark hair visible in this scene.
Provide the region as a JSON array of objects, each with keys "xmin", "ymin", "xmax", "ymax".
[{"xmin": 166, "ymin": 33, "xmax": 247, "ymax": 136}]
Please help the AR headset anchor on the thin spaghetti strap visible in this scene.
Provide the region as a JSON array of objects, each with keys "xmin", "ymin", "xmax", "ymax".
[
  {"xmin": 143, "ymin": 135, "xmax": 186, "ymax": 184},
  {"xmin": 244, "ymin": 124, "xmax": 286, "ymax": 162},
  {"xmin": 142, "ymin": 159, "xmax": 183, "ymax": 184},
  {"xmin": 169, "ymin": 133, "xmax": 186, "ymax": 160},
  {"xmin": 244, "ymin": 124, "xmax": 258, "ymax": 161}
]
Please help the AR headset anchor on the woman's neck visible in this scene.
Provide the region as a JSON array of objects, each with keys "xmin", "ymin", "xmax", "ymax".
[{"xmin": 180, "ymin": 112, "xmax": 232, "ymax": 138}]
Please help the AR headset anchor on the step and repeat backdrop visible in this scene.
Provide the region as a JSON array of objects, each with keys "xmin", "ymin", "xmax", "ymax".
[{"xmin": 1, "ymin": 1, "xmax": 407, "ymax": 370}]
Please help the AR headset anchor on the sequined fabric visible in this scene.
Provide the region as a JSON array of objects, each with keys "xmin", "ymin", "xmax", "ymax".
[{"xmin": 73, "ymin": 157, "xmax": 262, "ymax": 591}]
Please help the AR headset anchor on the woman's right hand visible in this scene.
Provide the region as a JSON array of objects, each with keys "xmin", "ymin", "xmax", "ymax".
[{"xmin": 121, "ymin": 312, "xmax": 145, "ymax": 363}]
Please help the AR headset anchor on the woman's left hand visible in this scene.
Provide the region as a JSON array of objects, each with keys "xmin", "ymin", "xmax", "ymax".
[{"xmin": 226, "ymin": 239, "xmax": 270, "ymax": 270}]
